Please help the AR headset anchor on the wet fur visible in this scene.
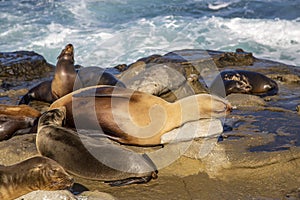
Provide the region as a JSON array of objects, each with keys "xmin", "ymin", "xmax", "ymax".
[
  {"xmin": 0, "ymin": 105, "xmax": 41, "ymax": 140},
  {"xmin": 19, "ymin": 44, "xmax": 124, "ymax": 105},
  {"xmin": 211, "ymin": 70, "xmax": 278, "ymax": 96},
  {"xmin": 0, "ymin": 156, "xmax": 73, "ymax": 200},
  {"xmin": 37, "ymin": 107, "xmax": 158, "ymax": 185}
]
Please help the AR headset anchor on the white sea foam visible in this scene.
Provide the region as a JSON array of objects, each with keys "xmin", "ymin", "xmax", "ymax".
[
  {"xmin": 208, "ymin": 2, "xmax": 231, "ymax": 10},
  {"xmin": 31, "ymin": 23, "xmax": 75, "ymax": 47}
]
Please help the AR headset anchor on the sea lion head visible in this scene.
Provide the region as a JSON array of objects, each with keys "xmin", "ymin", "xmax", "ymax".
[
  {"xmin": 224, "ymin": 79, "xmax": 252, "ymax": 94},
  {"xmin": 26, "ymin": 156, "xmax": 74, "ymax": 190},
  {"xmin": 38, "ymin": 107, "xmax": 66, "ymax": 129},
  {"xmin": 57, "ymin": 44, "xmax": 74, "ymax": 63},
  {"xmin": 192, "ymin": 94, "xmax": 232, "ymax": 119}
]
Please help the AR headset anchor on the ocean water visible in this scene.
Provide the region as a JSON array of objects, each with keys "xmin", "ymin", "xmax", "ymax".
[{"xmin": 0, "ymin": 0, "xmax": 299, "ymax": 67}]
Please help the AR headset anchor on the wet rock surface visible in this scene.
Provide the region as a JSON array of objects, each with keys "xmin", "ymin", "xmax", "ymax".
[
  {"xmin": 16, "ymin": 190, "xmax": 117, "ymax": 200},
  {"xmin": 0, "ymin": 49, "xmax": 299, "ymax": 199},
  {"xmin": 0, "ymin": 51, "xmax": 54, "ymax": 81}
]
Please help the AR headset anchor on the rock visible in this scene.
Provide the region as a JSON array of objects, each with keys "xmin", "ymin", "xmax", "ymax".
[
  {"xmin": 16, "ymin": 190, "xmax": 76, "ymax": 200},
  {"xmin": 16, "ymin": 190, "xmax": 118, "ymax": 200},
  {"xmin": 0, "ymin": 88, "xmax": 28, "ymax": 97},
  {"xmin": 160, "ymin": 119, "xmax": 223, "ymax": 144},
  {"xmin": 269, "ymin": 74, "xmax": 300, "ymax": 84},
  {"xmin": 79, "ymin": 191, "xmax": 118, "ymax": 200},
  {"xmin": 226, "ymin": 93, "xmax": 267, "ymax": 108},
  {"xmin": 0, "ymin": 51, "xmax": 54, "ymax": 81},
  {"xmin": 118, "ymin": 62, "xmax": 197, "ymax": 101},
  {"xmin": 0, "ymin": 134, "xmax": 37, "ymax": 165}
]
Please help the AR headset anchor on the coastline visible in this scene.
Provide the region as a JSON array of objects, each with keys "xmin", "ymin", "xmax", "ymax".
[{"xmin": 0, "ymin": 49, "xmax": 299, "ymax": 199}]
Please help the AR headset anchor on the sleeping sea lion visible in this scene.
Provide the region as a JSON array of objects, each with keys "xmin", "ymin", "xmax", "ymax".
[
  {"xmin": 0, "ymin": 104, "xmax": 41, "ymax": 140},
  {"xmin": 49, "ymin": 85, "xmax": 232, "ymax": 146},
  {"xmin": 36, "ymin": 107, "xmax": 158, "ymax": 186},
  {"xmin": 19, "ymin": 44, "xmax": 124, "ymax": 105},
  {"xmin": 210, "ymin": 70, "xmax": 278, "ymax": 97},
  {"xmin": 0, "ymin": 156, "xmax": 74, "ymax": 200}
]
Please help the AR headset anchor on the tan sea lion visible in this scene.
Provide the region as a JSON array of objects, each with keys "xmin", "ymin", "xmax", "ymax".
[
  {"xmin": 0, "ymin": 156, "xmax": 74, "ymax": 200},
  {"xmin": 49, "ymin": 85, "xmax": 232, "ymax": 146},
  {"xmin": 19, "ymin": 44, "xmax": 124, "ymax": 105},
  {"xmin": 37, "ymin": 107, "xmax": 158, "ymax": 186},
  {"xmin": 0, "ymin": 104, "xmax": 41, "ymax": 140}
]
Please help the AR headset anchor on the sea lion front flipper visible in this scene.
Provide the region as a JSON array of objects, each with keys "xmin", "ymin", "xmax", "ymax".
[
  {"xmin": 18, "ymin": 93, "xmax": 32, "ymax": 105},
  {"xmin": 105, "ymin": 174, "xmax": 156, "ymax": 187}
]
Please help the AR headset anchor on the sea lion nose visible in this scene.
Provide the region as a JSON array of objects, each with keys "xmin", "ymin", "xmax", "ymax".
[{"xmin": 226, "ymin": 104, "xmax": 233, "ymax": 112}]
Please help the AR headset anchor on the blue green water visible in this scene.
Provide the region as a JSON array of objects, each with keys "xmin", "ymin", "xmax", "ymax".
[{"xmin": 0, "ymin": 0, "xmax": 299, "ymax": 67}]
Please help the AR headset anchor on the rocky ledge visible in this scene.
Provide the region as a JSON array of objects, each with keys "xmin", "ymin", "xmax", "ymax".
[{"xmin": 0, "ymin": 49, "xmax": 299, "ymax": 200}]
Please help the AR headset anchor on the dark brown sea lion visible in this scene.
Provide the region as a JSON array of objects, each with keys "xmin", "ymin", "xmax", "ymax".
[
  {"xmin": 19, "ymin": 44, "xmax": 124, "ymax": 105},
  {"xmin": 0, "ymin": 104, "xmax": 41, "ymax": 140},
  {"xmin": 0, "ymin": 156, "xmax": 74, "ymax": 200},
  {"xmin": 49, "ymin": 85, "xmax": 232, "ymax": 146},
  {"xmin": 210, "ymin": 70, "xmax": 278, "ymax": 97},
  {"xmin": 36, "ymin": 107, "xmax": 158, "ymax": 186}
]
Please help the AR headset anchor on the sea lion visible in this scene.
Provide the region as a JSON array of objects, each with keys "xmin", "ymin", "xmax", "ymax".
[
  {"xmin": 0, "ymin": 156, "xmax": 74, "ymax": 200},
  {"xmin": 51, "ymin": 43, "xmax": 77, "ymax": 99},
  {"xmin": 36, "ymin": 107, "xmax": 158, "ymax": 186},
  {"xmin": 210, "ymin": 70, "xmax": 278, "ymax": 97},
  {"xmin": 0, "ymin": 104, "xmax": 41, "ymax": 140},
  {"xmin": 49, "ymin": 85, "xmax": 232, "ymax": 146},
  {"xmin": 19, "ymin": 44, "xmax": 124, "ymax": 105}
]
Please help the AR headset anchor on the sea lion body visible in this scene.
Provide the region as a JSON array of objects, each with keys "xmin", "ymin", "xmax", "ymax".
[
  {"xmin": 0, "ymin": 104, "xmax": 41, "ymax": 140},
  {"xmin": 0, "ymin": 156, "xmax": 73, "ymax": 200},
  {"xmin": 74, "ymin": 66, "xmax": 126, "ymax": 91},
  {"xmin": 18, "ymin": 80, "xmax": 54, "ymax": 105},
  {"xmin": 49, "ymin": 85, "xmax": 231, "ymax": 146},
  {"xmin": 51, "ymin": 44, "xmax": 76, "ymax": 99},
  {"xmin": 37, "ymin": 107, "xmax": 157, "ymax": 186},
  {"xmin": 19, "ymin": 44, "xmax": 124, "ymax": 105},
  {"xmin": 211, "ymin": 70, "xmax": 278, "ymax": 96}
]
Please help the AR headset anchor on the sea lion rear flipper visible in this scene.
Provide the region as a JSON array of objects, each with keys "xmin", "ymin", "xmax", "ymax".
[{"xmin": 18, "ymin": 93, "xmax": 31, "ymax": 105}]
